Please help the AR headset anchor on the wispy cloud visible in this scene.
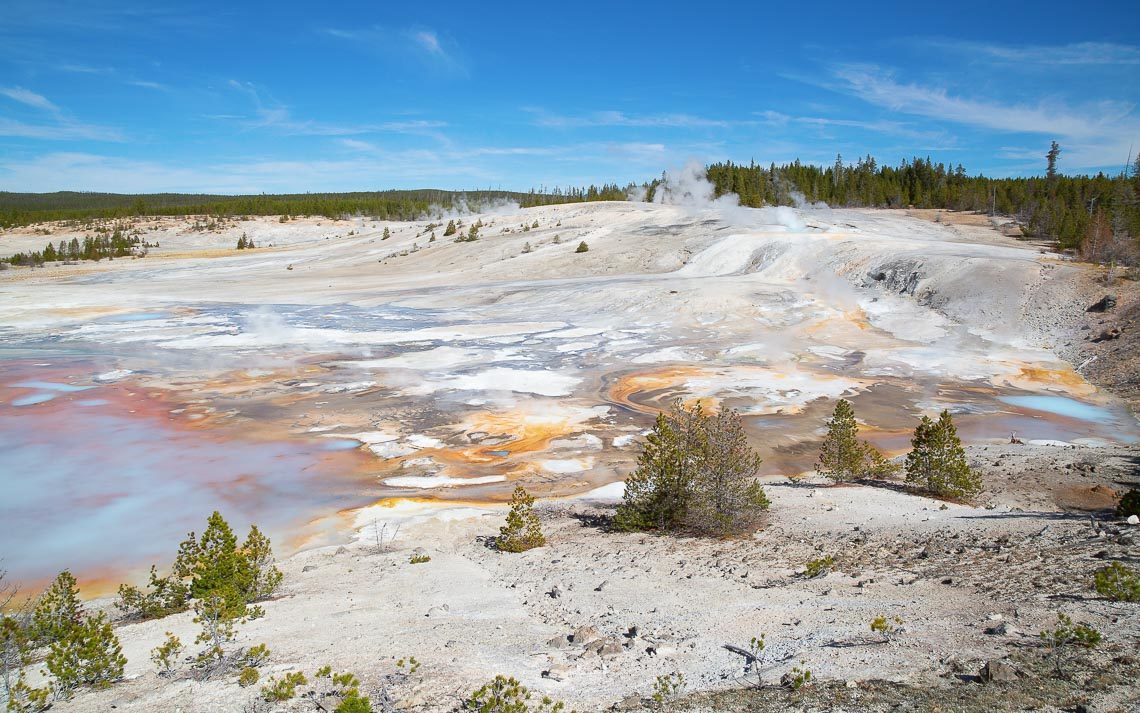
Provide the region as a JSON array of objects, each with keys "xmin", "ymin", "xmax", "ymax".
[
  {"xmin": 832, "ymin": 64, "xmax": 1135, "ymax": 139},
  {"xmin": 531, "ymin": 109, "xmax": 746, "ymax": 129},
  {"xmin": 223, "ymin": 80, "xmax": 447, "ymax": 138},
  {"xmin": 0, "ymin": 86, "xmax": 59, "ymax": 113},
  {"xmin": 0, "ymin": 86, "xmax": 123, "ymax": 141},
  {"xmin": 127, "ymin": 79, "xmax": 169, "ymax": 92},
  {"xmin": 53, "ymin": 63, "xmax": 168, "ymax": 92},
  {"xmin": 757, "ymin": 110, "xmax": 950, "ymax": 143},
  {"xmin": 928, "ymin": 40, "xmax": 1140, "ymax": 66},
  {"xmin": 0, "ymin": 118, "xmax": 124, "ymax": 142},
  {"xmin": 322, "ymin": 25, "xmax": 467, "ymax": 76},
  {"xmin": 826, "ymin": 64, "xmax": 1139, "ymax": 170}
]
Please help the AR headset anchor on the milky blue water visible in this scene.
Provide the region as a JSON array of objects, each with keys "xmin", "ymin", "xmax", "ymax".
[
  {"xmin": 999, "ymin": 395, "xmax": 1118, "ymax": 424},
  {"xmin": 0, "ymin": 378, "xmax": 372, "ymax": 588}
]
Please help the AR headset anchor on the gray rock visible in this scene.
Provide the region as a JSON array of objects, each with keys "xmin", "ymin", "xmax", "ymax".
[
  {"xmin": 1087, "ymin": 295, "xmax": 1117, "ymax": 313},
  {"xmin": 542, "ymin": 664, "xmax": 571, "ymax": 682},
  {"xmin": 1127, "ymin": 514, "xmax": 1139, "ymax": 526},
  {"xmin": 549, "ymin": 585, "xmax": 563, "ymax": 599},
  {"xmin": 570, "ymin": 625, "xmax": 600, "ymax": 643},
  {"xmin": 979, "ymin": 660, "xmax": 1017, "ymax": 683},
  {"xmin": 302, "ymin": 564, "xmax": 318, "ymax": 572},
  {"xmin": 599, "ymin": 641, "xmax": 624, "ymax": 657},
  {"xmin": 984, "ymin": 622, "xmax": 1017, "ymax": 636},
  {"xmin": 547, "ymin": 635, "xmax": 569, "ymax": 649}
]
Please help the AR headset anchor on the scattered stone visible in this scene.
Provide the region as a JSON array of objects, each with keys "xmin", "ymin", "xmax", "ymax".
[
  {"xmin": 1087, "ymin": 295, "xmax": 1117, "ymax": 313},
  {"xmin": 984, "ymin": 622, "xmax": 1017, "ymax": 636},
  {"xmin": 302, "ymin": 565, "xmax": 318, "ymax": 572},
  {"xmin": 549, "ymin": 585, "xmax": 563, "ymax": 599},
  {"xmin": 1091, "ymin": 327, "xmax": 1122, "ymax": 343},
  {"xmin": 571, "ymin": 625, "xmax": 600, "ymax": 644},
  {"xmin": 543, "ymin": 664, "xmax": 571, "ymax": 682},
  {"xmin": 646, "ymin": 644, "xmax": 677, "ymax": 658},
  {"xmin": 979, "ymin": 660, "xmax": 1018, "ymax": 683},
  {"xmin": 594, "ymin": 580, "xmax": 609, "ymax": 592},
  {"xmin": 599, "ymin": 641, "xmax": 624, "ymax": 657},
  {"xmin": 548, "ymin": 636, "xmax": 569, "ymax": 649},
  {"xmin": 1128, "ymin": 515, "xmax": 1139, "ymax": 526},
  {"xmin": 334, "ymin": 546, "xmax": 348, "ymax": 555}
]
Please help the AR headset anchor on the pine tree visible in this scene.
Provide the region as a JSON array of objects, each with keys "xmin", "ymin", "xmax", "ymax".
[
  {"xmin": 382, "ymin": 227, "xmax": 390, "ymax": 240},
  {"xmin": 44, "ymin": 613, "xmax": 126, "ymax": 696},
  {"xmin": 31, "ymin": 571, "xmax": 84, "ymax": 646},
  {"xmin": 241, "ymin": 525, "xmax": 283, "ymax": 602},
  {"xmin": 614, "ymin": 409, "xmax": 690, "ymax": 532},
  {"xmin": 497, "ymin": 486, "xmax": 545, "ymax": 553},
  {"xmin": 575, "ymin": 241, "xmax": 589, "ymax": 253},
  {"xmin": 685, "ymin": 407, "xmax": 769, "ymax": 536},
  {"xmin": 905, "ymin": 410, "xmax": 981, "ymax": 499},
  {"xmin": 190, "ymin": 512, "xmax": 249, "ymax": 609},
  {"xmin": 616, "ymin": 401, "xmax": 768, "ymax": 535},
  {"xmin": 817, "ymin": 400, "xmax": 863, "ymax": 482},
  {"xmin": 1046, "ymin": 141, "xmax": 1061, "ymax": 182},
  {"xmin": 443, "ymin": 220, "xmax": 456, "ymax": 237}
]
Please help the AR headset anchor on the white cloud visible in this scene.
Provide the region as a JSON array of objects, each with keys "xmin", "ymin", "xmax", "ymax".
[
  {"xmin": 0, "ymin": 117, "xmax": 124, "ymax": 142},
  {"xmin": 223, "ymin": 80, "xmax": 447, "ymax": 138},
  {"xmin": 0, "ymin": 86, "xmax": 59, "ymax": 113},
  {"xmin": 322, "ymin": 25, "xmax": 467, "ymax": 75},
  {"xmin": 757, "ymin": 109, "xmax": 949, "ymax": 143},
  {"xmin": 828, "ymin": 64, "xmax": 1139, "ymax": 169},
  {"xmin": 533, "ymin": 109, "xmax": 745, "ymax": 129},
  {"xmin": 412, "ymin": 30, "xmax": 443, "ymax": 55},
  {"xmin": 833, "ymin": 64, "xmax": 1136, "ymax": 140},
  {"xmin": 934, "ymin": 40, "xmax": 1140, "ymax": 66}
]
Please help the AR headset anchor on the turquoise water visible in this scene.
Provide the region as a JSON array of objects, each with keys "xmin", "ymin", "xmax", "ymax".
[
  {"xmin": 999, "ymin": 395, "xmax": 1118, "ymax": 424},
  {"xmin": 11, "ymin": 380, "xmax": 94, "ymax": 392}
]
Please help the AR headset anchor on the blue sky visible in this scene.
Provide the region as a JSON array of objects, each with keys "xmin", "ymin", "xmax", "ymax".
[{"xmin": 1, "ymin": 0, "xmax": 1138, "ymax": 194}]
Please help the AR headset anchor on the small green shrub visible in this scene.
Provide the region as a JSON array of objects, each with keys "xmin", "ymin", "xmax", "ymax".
[
  {"xmin": 870, "ymin": 615, "xmax": 902, "ymax": 640},
  {"xmin": 1117, "ymin": 489, "xmax": 1140, "ymax": 518},
  {"xmin": 45, "ymin": 612, "xmax": 127, "ymax": 696},
  {"xmin": 465, "ymin": 674, "xmax": 574, "ymax": 712},
  {"xmin": 151, "ymin": 632, "xmax": 184, "ymax": 676},
  {"xmin": 238, "ymin": 666, "xmax": 260, "ymax": 687},
  {"xmin": 116, "ymin": 566, "xmax": 190, "ymax": 621},
  {"xmin": 803, "ymin": 555, "xmax": 834, "ymax": 579},
  {"xmin": 497, "ymin": 486, "xmax": 546, "ymax": 553},
  {"xmin": 782, "ymin": 664, "xmax": 812, "ymax": 690},
  {"xmin": 651, "ymin": 672, "xmax": 685, "ymax": 708},
  {"xmin": 261, "ymin": 671, "xmax": 307, "ymax": 701},
  {"xmin": 396, "ymin": 656, "xmax": 420, "ymax": 675},
  {"xmin": 410, "ymin": 553, "xmax": 431, "ymax": 564},
  {"xmin": 1093, "ymin": 562, "xmax": 1139, "ymax": 602},
  {"xmin": 245, "ymin": 643, "xmax": 271, "ymax": 666},
  {"xmin": 6, "ymin": 677, "xmax": 51, "ymax": 713},
  {"xmin": 336, "ymin": 690, "xmax": 374, "ymax": 713},
  {"xmin": 575, "ymin": 241, "xmax": 589, "ymax": 253},
  {"xmin": 1039, "ymin": 612, "xmax": 1100, "ymax": 677}
]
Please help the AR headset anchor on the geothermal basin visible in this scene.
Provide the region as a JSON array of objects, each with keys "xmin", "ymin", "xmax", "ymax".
[{"xmin": 1, "ymin": 200, "xmax": 1137, "ymax": 590}]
